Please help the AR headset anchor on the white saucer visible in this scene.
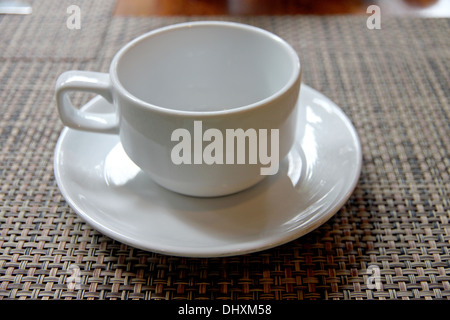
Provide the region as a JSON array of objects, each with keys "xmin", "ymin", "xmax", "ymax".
[{"xmin": 54, "ymin": 84, "xmax": 362, "ymax": 257}]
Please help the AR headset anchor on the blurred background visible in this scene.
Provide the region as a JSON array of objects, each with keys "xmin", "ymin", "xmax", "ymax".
[
  {"xmin": 1, "ymin": 0, "xmax": 449, "ymax": 17},
  {"xmin": 112, "ymin": 0, "xmax": 450, "ymax": 17}
]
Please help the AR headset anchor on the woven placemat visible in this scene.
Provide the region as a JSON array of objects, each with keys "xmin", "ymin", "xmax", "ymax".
[
  {"xmin": 0, "ymin": 9, "xmax": 449, "ymax": 299},
  {"xmin": 0, "ymin": 0, "xmax": 116, "ymax": 59}
]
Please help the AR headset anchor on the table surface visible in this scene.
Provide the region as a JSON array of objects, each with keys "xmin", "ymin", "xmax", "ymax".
[
  {"xmin": 0, "ymin": 0, "xmax": 449, "ymax": 300},
  {"xmin": 113, "ymin": 0, "xmax": 450, "ymax": 17}
]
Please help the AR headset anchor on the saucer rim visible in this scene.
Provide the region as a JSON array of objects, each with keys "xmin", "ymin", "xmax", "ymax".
[{"xmin": 54, "ymin": 84, "xmax": 362, "ymax": 257}]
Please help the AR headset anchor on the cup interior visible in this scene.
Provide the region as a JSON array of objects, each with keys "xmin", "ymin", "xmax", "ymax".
[{"xmin": 114, "ymin": 22, "xmax": 299, "ymax": 112}]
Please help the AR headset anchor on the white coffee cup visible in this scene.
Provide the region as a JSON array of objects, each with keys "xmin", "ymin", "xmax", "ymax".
[{"xmin": 55, "ymin": 21, "xmax": 301, "ymax": 197}]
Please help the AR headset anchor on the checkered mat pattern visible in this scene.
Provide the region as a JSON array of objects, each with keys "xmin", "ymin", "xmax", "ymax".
[{"xmin": 0, "ymin": 7, "xmax": 449, "ymax": 299}]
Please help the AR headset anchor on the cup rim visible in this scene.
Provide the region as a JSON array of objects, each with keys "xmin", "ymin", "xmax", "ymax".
[{"xmin": 110, "ymin": 21, "xmax": 301, "ymax": 117}]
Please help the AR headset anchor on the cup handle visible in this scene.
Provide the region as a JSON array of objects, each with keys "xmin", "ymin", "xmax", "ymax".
[{"xmin": 55, "ymin": 71, "xmax": 119, "ymax": 134}]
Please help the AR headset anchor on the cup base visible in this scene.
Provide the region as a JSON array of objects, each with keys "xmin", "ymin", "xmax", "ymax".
[{"xmin": 150, "ymin": 172, "xmax": 269, "ymax": 198}]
